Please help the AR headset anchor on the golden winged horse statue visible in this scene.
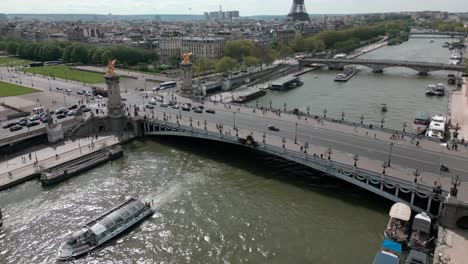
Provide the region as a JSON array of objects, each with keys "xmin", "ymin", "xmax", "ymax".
[{"xmin": 106, "ymin": 59, "xmax": 117, "ymax": 76}]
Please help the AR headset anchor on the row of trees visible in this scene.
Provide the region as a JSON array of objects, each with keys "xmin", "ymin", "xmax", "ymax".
[
  {"xmin": 0, "ymin": 40, "xmax": 159, "ymax": 66},
  {"xmin": 291, "ymin": 20, "xmax": 411, "ymax": 53},
  {"xmin": 422, "ymin": 21, "xmax": 468, "ymax": 33},
  {"xmin": 193, "ymin": 40, "xmax": 280, "ymax": 75}
]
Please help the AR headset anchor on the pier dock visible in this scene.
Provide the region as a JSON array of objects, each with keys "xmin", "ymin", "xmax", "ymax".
[{"xmin": 0, "ymin": 135, "xmax": 122, "ymax": 190}]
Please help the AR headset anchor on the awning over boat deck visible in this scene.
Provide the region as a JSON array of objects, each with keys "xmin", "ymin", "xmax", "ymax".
[
  {"xmin": 381, "ymin": 240, "xmax": 402, "ymax": 254},
  {"xmin": 389, "ymin": 203, "xmax": 411, "ymax": 221}
]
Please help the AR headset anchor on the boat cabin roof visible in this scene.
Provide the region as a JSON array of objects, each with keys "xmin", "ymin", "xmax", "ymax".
[
  {"xmin": 407, "ymin": 250, "xmax": 428, "ymax": 264},
  {"xmin": 389, "ymin": 203, "xmax": 411, "ymax": 221},
  {"xmin": 381, "ymin": 239, "xmax": 402, "ymax": 254},
  {"xmin": 412, "ymin": 213, "xmax": 432, "ymax": 233}
]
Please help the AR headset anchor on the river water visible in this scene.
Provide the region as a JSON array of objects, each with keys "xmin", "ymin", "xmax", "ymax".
[
  {"xmin": 0, "ymin": 37, "xmax": 455, "ymax": 263},
  {"xmin": 248, "ymin": 37, "xmax": 456, "ymax": 130}
]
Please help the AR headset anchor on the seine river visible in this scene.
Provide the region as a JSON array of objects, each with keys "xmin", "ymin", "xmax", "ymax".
[
  {"xmin": 0, "ymin": 36, "xmax": 456, "ymax": 263},
  {"xmin": 249, "ymin": 37, "xmax": 455, "ymax": 129}
]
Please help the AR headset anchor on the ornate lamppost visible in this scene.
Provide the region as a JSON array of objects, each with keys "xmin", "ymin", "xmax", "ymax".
[
  {"xmin": 327, "ymin": 148, "xmax": 333, "ymax": 160},
  {"xmin": 282, "ymin": 137, "xmax": 286, "ymax": 149},
  {"xmin": 353, "ymin": 154, "xmax": 359, "ymax": 167},
  {"xmin": 262, "ymin": 132, "xmax": 266, "ymax": 144},
  {"xmin": 323, "ymin": 108, "xmax": 327, "ymax": 118},
  {"xmin": 381, "ymin": 118, "xmax": 385, "ymax": 128},
  {"xmin": 360, "ymin": 114, "xmax": 364, "ymax": 125},
  {"xmin": 402, "ymin": 122, "xmax": 407, "ymax": 133}
]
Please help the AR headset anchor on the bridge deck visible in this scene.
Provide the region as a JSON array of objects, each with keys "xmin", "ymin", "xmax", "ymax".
[{"xmin": 137, "ymin": 95, "xmax": 468, "ymax": 208}]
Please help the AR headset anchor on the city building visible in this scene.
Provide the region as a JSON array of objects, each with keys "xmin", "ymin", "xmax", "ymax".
[
  {"xmin": 204, "ymin": 10, "xmax": 240, "ymax": 22},
  {"xmin": 181, "ymin": 37, "xmax": 225, "ymax": 61}
]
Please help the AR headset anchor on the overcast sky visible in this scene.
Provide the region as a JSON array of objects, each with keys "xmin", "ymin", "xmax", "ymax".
[{"xmin": 1, "ymin": 0, "xmax": 467, "ymax": 15}]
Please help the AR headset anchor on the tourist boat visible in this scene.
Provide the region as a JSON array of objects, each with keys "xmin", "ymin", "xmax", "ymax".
[
  {"xmin": 372, "ymin": 240, "xmax": 402, "ymax": 264},
  {"xmin": 406, "ymin": 250, "xmax": 430, "ymax": 264},
  {"xmin": 434, "ymin": 83, "xmax": 445, "ymax": 96},
  {"xmin": 408, "ymin": 213, "xmax": 432, "ymax": 252},
  {"xmin": 57, "ymin": 197, "xmax": 154, "ymax": 260},
  {"xmin": 450, "ymin": 51, "xmax": 462, "ymax": 60},
  {"xmin": 425, "ymin": 115, "xmax": 447, "ymax": 140},
  {"xmin": 412, "ymin": 112, "xmax": 430, "ymax": 134},
  {"xmin": 381, "ymin": 104, "xmax": 388, "ymax": 113},
  {"xmin": 384, "ymin": 202, "xmax": 411, "ymax": 244},
  {"xmin": 334, "ymin": 67, "xmax": 359, "ymax": 82},
  {"xmin": 425, "ymin": 84, "xmax": 436, "ymax": 96}
]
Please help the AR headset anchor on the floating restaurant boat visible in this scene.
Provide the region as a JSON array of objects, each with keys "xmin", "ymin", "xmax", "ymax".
[
  {"xmin": 372, "ymin": 240, "xmax": 402, "ymax": 264},
  {"xmin": 412, "ymin": 112, "xmax": 430, "ymax": 134},
  {"xmin": 408, "ymin": 212, "xmax": 432, "ymax": 253},
  {"xmin": 434, "ymin": 83, "xmax": 445, "ymax": 96},
  {"xmin": 425, "ymin": 84, "xmax": 436, "ymax": 96},
  {"xmin": 57, "ymin": 197, "xmax": 154, "ymax": 260},
  {"xmin": 384, "ymin": 203, "xmax": 411, "ymax": 244},
  {"xmin": 334, "ymin": 66, "xmax": 359, "ymax": 82},
  {"xmin": 425, "ymin": 115, "xmax": 447, "ymax": 140}
]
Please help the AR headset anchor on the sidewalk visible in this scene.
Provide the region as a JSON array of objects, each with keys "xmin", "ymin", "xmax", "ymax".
[
  {"xmin": 0, "ymin": 135, "xmax": 120, "ymax": 190},
  {"xmin": 449, "ymin": 77, "xmax": 468, "ymax": 141}
]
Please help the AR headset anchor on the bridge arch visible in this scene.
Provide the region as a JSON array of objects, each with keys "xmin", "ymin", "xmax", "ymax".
[{"xmin": 143, "ymin": 120, "xmax": 445, "ymax": 217}]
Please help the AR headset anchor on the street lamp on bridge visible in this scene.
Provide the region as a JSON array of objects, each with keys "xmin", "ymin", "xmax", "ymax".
[
  {"xmin": 323, "ymin": 108, "xmax": 327, "ymax": 118},
  {"xmin": 387, "ymin": 142, "xmax": 394, "ymax": 167},
  {"xmin": 233, "ymin": 112, "xmax": 236, "ymax": 130},
  {"xmin": 360, "ymin": 115, "xmax": 364, "ymax": 125},
  {"xmin": 304, "ymin": 142, "xmax": 309, "ymax": 155},
  {"xmin": 262, "ymin": 132, "xmax": 266, "ymax": 144},
  {"xmin": 294, "ymin": 123, "xmax": 298, "ymax": 144},
  {"xmin": 381, "ymin": 118, "xmax": 385, "ymax": 128},
  {"xmin": 382, "ymin": 162, "xmax": 387, "ymax": 175},
  {"xmin": 307, "ymin": 106, "xmax": 310, "ymax": 116},
  {"xmin": 402, "ymin": 122, "xmax": 407, "ymax": 133},
  {"xmin": 282, "ymin": 137, "xmax": 286, "ymax": 149},
  {"xmin": 353, "ymin": 154, "xmax": 359, "ymax": 167},
  {"xmin": 341, "ymin": 112, "xmax": 345, "ymax": 122},
  {"xmin": 327, "ymin": 148, "xmax": 333, "ymax": 160},
  {"xmin": 204, "ymin": 120, "xmax": 207, "ymax": 130}
]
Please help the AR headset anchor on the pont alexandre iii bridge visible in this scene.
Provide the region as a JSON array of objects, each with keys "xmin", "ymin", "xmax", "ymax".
[
  {"xmin": 126, "ymin": 97, "xmax": 468, "ymax": 222},
  {"xmin": 299, "ymin": 58, "xmax": 466, "ymax": 75}
]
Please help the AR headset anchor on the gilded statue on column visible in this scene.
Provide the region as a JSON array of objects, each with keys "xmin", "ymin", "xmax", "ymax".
[
  {"xmin": 182, "ymin": 52, "xmax": 192, "ymax": 64},
  {"xmin": 106, "ymin": 59, "xmax": 117, "ymax": 76}
]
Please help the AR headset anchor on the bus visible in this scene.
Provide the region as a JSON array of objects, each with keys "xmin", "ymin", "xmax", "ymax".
[{"xmin": 159, "ymin": 81, "xmax": 177, "ymax": 90}]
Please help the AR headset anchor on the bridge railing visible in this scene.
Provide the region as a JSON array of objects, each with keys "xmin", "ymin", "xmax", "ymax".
[{"xmin": 145, "ymin": 120, "xmax": 444, "ymax": 198}]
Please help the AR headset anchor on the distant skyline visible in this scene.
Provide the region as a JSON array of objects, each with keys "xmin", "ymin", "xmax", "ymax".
[{"xmin": 0, "ymin": 0, "xmax": 467, "ymax": 16}]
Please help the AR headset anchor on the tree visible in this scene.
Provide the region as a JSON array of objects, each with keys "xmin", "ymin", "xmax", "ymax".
[
  {"xmin": 6, "ymin": 42, "xmax": 19, "ymax": 55},
  {"xmin": 194, "ymin": 58, "xmax": 215, "ymax": 75},
  {"xmin": 278, "ymin": 44, "xmax": 293, "ymax": 59},
  {"xmin": 292, "ymin": 35, "xmax": 305, "ymax": 52},
  {"xmin": 91, "ymin": 49, "xmax": 105, "ymax": 65},
  {"xmin": 224, "ymin": 40, "xmax": 254, "ymax": 62},
  {"xmin": 70, "ymin": 44, "xmax": 89, "ymax": 64},
  {"xmin": 215, "ymin": 56, "xmax": 239, "ymax": 73},
  {"xmin": 101, "ymin": 50, "xmax": 114, "ymax": 65}
]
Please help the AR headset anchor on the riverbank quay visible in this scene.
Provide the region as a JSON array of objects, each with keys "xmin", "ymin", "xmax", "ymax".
[
  {"xmin": 0, "ymin": 135, "xmax": 122, "ymax": 190},
  {"xmin": 348, "ymin": 37, "xmax": 389, "ymax": 59},
  {"xmin": 449, "ymin": 77, "xmax": 468, "ymax": 141}
]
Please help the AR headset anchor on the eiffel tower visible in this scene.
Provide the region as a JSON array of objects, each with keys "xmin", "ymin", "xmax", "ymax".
[{"xmin": 287, "ymin": 0, "xmax": 310, "ymax": 22}]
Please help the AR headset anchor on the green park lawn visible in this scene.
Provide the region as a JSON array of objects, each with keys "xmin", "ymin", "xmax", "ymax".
[
  {"xmin": 23, "ymin": 65, "xmax": 106, "ymax": 84},
  {"xmin": 0, "ymin": 81, "xmax": 40, "ymax": 97},
  {"xmin": 0, "ymin": 57, "xmax": 33, "ymax": 67}
]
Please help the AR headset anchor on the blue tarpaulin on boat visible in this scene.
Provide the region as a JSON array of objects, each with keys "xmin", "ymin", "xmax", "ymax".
[{"xmin": 381, "ymin": 240, "xmax": 402, "ymax": 254}]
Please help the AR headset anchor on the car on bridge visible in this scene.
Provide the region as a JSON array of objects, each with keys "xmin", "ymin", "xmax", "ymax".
[
  {"xmin": 66, "ymin": 89, "xmax": 72, "ymax": 93},
  {"xmin": 172, "ymin": 104, "xmax": 180, "ymax": 109},
  {"xmin": 193, "ymin": 108, "xmax": 203, "ymax": 113},
  {"xmin": 56, "ymin": 87, "xmax": 63, "ymax": 90},
  {"xmin": 205, "ymin": 109, "xmax": 216, "ymax": 114},
  {"xmin": 69, "ymin": 105, "xmax": 78, "ymax": 110},
  {"xmin": 168, "ymin": 101, "xmax": 177, "ymax": 106},
  {"xmin": 17, "ymin": 119, "xmax": 28, "ymax": 127},
  {"xmin": 160, "ymin": 102, "xmax": 168, "ymax": 107},
  {"xmin": 2, "ymin": 122, "xmax": 16, "ymax": 129},
  {"xmin": 26, "ymin": 121, "xmax": 40, "ymax": 127},
  {"xmin": 56, "ymin": 114, "xmax": 67, "ymax": 119},
  {"xmin": 77, "ymin": 90, "xmax": 85, "ymax": 95},
  {"xmin": 81, "ymin": 107, "xmax": 91, "ymax": 113},
  {"xmin": 29, "ymin": 115, "xmax": 40, "ymax": 122},
  {"xmin": 10, "ymin": 125, "xmax": 23, "ymax": 132},
  {"xmin": 268, "ymin": 125, "xmax": 280, "ymax": 132},
  {"xmin": 96, "ymin": 95, "xmax": 104, "ymax": 100},
  {"xmin": 145, "ymin": 104, "xmax": 154, "ymax": 110},
  {"xmin": 148, "ymin": 99, "xmax": 157, "ymax": 105}
]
